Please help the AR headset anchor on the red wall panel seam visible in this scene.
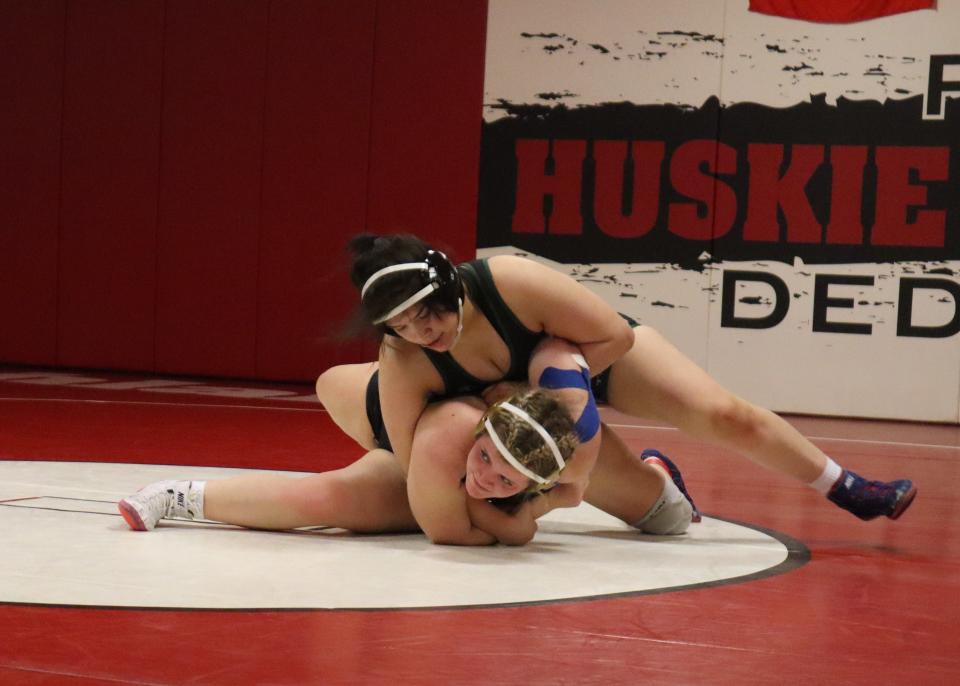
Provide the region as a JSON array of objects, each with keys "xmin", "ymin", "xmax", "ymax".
[
  {"xmin": 252, "ymin": 0, "xmax": 273, "ymax": 378},
  {"xmin": 362, "ymin": 0, "xmax": 381, "ymax": 236},
  {"xmin": 151, "ymin": 0, "xmax": 170, "ymax": 373},
  {"xmin": 54, "ymin": 0, "xmax": 68, "ymax": 365}
]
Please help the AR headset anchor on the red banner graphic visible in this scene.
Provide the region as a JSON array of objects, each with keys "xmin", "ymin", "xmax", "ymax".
[{"xmin": 749, "ymin": 0, "xmax": 936, "ymax": 23}]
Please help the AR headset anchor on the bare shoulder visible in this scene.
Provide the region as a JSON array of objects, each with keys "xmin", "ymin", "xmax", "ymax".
[
  {"xmin": 486, "ymin": 254, "xmax": 564, "ymax": 292},
  {"xmin": 486, "ymin": 255, "xmax": 626, "ymax": 352},
  {"xmin": 413, "ymin": 397, "xmax": 484, "ymax": 474},
  {"xmin": 485, "ymin": 255, "xmax": 569, "ymax": 329},
  {"xmin": 418, "ymin": 396, "xmax": 485, "ymax": 434}
]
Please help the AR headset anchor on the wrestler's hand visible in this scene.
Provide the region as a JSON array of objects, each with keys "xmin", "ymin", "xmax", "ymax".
[
  {"xmin": 524, "ymin": 482, "xmax": 584, "ymax": 520},
  {"xmin": 481, "ymin": 381, "xmax": 525, "ymax": 405}
]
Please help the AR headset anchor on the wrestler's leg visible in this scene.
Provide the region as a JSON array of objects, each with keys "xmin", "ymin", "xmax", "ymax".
[
  {"xmin": 120, "ymin": 450, "xmax": 418, "ymax": 533},
  {"xmin": 606, "ymin": 325, "xmax": 826, "ymax": 482},
  {"xmin": 604, "ymin": 326, "xmax": 915, "ymax": 520},
  {"xmin": 315, "ymin": 362, "xmax": 379, "ymax": 450},
  {"xmin": 582, "ymin": 425, "xmax": 670, "ymax": 524},
  {"xmin": 203, "ymin": 449, "xmax": 415, "ymax": 531}
]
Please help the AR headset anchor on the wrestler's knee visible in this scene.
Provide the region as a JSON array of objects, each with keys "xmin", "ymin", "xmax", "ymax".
[
  {"xmin": 702, "ymin": 394, "xmax": 765, "ymax": 447},
  {"xmin": 287, "ymin": 477, "xmax": 350, "ymax": 521},
  {"xmin": 632, "ymin": 495, "xmax": 693, "ymax": 535},
  {"xmin": 315, "ymin": 368, "xmax": 336, "ymax": 404},
  {"xmin": 315, "ymin": 365, "xmax": 358, "ymax": 411}
]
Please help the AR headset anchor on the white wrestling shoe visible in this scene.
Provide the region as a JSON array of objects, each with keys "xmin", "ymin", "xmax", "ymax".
[{"xmin": 118, "ymin": 480, "xmax": 181, "ymax": 531}]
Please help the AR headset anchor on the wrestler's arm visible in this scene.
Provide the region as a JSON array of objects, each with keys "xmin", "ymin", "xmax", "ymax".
[
  {"xmin": 488, "ymin": 255, "xmax": 634, "ymax": 375},
  {"xmin": 525, "ymin": 336, "xmax": 603, "ymax": 507},
  {"xmin": 377, "ymin": 338, "xmax": 442, "ymax": 474},
  {"xmin": 407, "ymin": 400, "xmax": 505, "ymax": 546},
  {"xmin": 519, "ymin": 485, "xmax": 585, "ymax": 519},
  {"xmin": 464, "ymin": 497, "xmax": 537, "ymax": 546},
  {"xmin": 467, "ymin": 485, "xmax": 585, "ymax": 540}
]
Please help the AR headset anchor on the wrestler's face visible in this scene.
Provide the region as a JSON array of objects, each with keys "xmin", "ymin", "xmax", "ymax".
[
  {"xmin": 384, "ymin": 303, "xmax": 459, "ymax": 352},
  {"xmin": 464, "ymin": 434, "xmax": 530, "ymax": 499}
]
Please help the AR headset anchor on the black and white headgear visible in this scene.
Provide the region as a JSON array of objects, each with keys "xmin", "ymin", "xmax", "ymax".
[{"xmin": 360, "ymin": 249, "xmax": 463, "ymax": 326}]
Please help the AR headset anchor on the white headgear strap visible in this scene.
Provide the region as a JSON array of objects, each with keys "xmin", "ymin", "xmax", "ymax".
[
  {"xmin": 449, "ymin": 297, "xmax": 464, "ymax": 349},
  {"xmin": 373, "ymin": 283, "xmax": 440, "ymax": 324},
  {"xmin": 360, "ymin": 262, "xmax": 440, "ymax": 324},
  {"xmin": 483, "ymin": 401, "xmax": 565, "ymax": 485},
  {"xmin": 361, "ymin": 262, "xmax": 429, "ymax": 300}
]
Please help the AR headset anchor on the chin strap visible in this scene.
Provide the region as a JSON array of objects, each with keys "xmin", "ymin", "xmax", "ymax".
[{"xmin": 448, "ymin": 298, "xmax": 464, "ymax": 350}]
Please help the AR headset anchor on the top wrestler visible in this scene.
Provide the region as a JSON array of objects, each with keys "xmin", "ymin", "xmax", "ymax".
[
  {"xmin": 120, "ymin": 335, "xmax": 696, "ymax": 544},
  {"xmin": 340, "ymin": 232, "xmax": 915, "ymax": 522}
]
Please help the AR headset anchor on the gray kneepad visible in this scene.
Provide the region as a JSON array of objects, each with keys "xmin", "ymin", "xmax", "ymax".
[{"xmin": 632, "ymin": 491, "xmax": 692, "ymax": 535}]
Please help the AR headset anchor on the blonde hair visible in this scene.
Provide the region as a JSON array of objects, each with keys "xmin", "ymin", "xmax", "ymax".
[{"xmin": 475, "ymin": 387, "xmax": 579, "ymax": 494}]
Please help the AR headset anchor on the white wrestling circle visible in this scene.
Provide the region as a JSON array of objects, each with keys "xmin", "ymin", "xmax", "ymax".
[{"xmin": 0, "ymin": 461, "xmax": 806, "ymax": 610}]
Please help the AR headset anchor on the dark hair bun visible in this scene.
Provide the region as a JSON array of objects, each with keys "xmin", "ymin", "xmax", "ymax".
[{"xmin": 348, "ymin": 233, "xmax": 380, "ymax": 259}]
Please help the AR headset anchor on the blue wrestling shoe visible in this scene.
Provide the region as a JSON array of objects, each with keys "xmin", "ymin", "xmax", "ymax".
[
  {"xmin": 641, "ymin": 448, "xmax": 702, "ymax": 523},
  {"xmin": 827, "ymin": 470, "xmax": 917, "ymax": 521}
]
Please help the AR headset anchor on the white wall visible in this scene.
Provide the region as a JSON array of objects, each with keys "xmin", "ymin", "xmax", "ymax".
[{"xmin": 480, "ymin": 0, "xmax": 960, "ymax": 422}]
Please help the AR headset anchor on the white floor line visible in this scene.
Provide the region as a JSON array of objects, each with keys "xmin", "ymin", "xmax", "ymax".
[
  {"xmin": 0, "ymin": 396, "xmax": 324, "ymax": 413},
  {"xmin": 602, "ymin": 422, "xmax": 960, "ymax": 452}
]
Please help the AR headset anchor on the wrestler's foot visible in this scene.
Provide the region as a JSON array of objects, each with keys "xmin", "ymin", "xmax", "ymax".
[
  {"xmin": 118, "ymin": 480, "xmax": 204, "ymax": 531},
  {"xmin": 827, "ymin": 470, "xmax": 916, "ymax": 521},
  {"xmin": 118, "ymin": 481, "xmax": 178, "ymax": 531},
  {"xmin": 641, "ymin": 449, "xmax": 702, "ymax": 523}
]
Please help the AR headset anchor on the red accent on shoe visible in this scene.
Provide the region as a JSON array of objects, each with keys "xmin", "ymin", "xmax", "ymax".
[
  {"xmin": 643, "ymin": 456, "xmax": 671, "ymax": 476},
  {"xmin": 117, "ymin": 500, "xmax": 147, "ymax": 531}
]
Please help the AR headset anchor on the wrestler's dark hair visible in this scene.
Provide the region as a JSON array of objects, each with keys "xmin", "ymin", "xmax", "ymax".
[{"xmin": 349, "ymin": 233, "xmax": 463, "ymax": 334}]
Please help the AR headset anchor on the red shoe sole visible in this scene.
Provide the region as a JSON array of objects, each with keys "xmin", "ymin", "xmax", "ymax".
[{"xmin": 117, "ymin": 499, "xmax": 147, "ymax": 531}]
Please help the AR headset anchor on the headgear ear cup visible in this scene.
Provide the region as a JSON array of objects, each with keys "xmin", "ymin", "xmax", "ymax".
[
  {"xmin": 425, "ymin": 250, "xmax": 452, "ymax": 284},
  {"xmin": 425, "ymin": 250, "xmax": 465, "ymax": 349},
  {"xmin": 425, "ymin": 249, "xmax": 463, "ymax": 311}
]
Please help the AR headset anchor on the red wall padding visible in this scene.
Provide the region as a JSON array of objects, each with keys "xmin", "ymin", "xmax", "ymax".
[
  {"xmin": 0, "ymin": 0, "xmax": 64, "ymax": 365},
  {"xmin": 256, "ymin": 0, "xmax": 378, "ymax": 380},
  {"xmin": 367, "ymin": 0, "xmax": 488, "ymax": 260},
  {"xmin": 0, "ymin": 0, "xmax": 487, "ymax": 381},
  {"xmin": 155, "ymin": 0, "xmax": 269, "ymax": 377},
  {"xmin": 58, "ymin": 0, "xmax": 164, "ymax": 371}
]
